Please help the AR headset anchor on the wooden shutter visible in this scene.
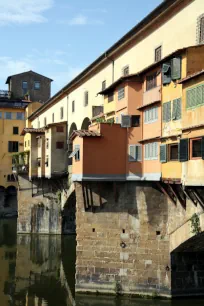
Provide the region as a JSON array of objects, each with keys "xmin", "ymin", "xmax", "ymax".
[
  {"xmin": 163, "ymin": 102, "xmax": 171, "ymax": 122},
  {"xmin": 179, "ymin": 139, "xmax": 189, "ymax": 162},
  {"xmin": 172, "ymin": 98, "xmax": 181, "ymax": 120},
  {"xmin": 171, "ymin": 57, "xmax": 181, "ymax": 80},
  {"xmin": 160, "ymin": 144, "xmax": 167, "ymax": 163},
  {"xmin": 129, "ymin": 145, "xmax": 136, "ymax": 161},
  {"xmin": 162, "ymin": 63, "xmax": 171, "ymax": 85},
  {"xmin": 197, "ymin": 85, "xmax": 203, "ymax": 106}
]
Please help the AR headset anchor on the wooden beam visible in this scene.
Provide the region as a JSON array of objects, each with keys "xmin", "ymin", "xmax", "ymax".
[
  {"xmin": 171, "ymin": 184, "xmax": 186, "ymax": 209},
  {"xmin": 184, "ymin": 188, "xmax": 197, "ymax": 206},
  {"xmin": 191, "ymin": 188, "xmax": 204, "ymax": 209},
  {"xmin": 156, "ymin": 182, "xmax": 176, "ymax": 206}
]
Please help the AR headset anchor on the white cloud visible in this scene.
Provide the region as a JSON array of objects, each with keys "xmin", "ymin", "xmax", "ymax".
[
  {"xmin": 82, "ymin": 8, "xmax": 107, "ymax": 13},
  {"xmin": 59, "ymin": 14, "xmax": 104, "ymax": 26},
  {"xmin": 0, "ymin": 0, "xmax": 53, "ymax": 25}
]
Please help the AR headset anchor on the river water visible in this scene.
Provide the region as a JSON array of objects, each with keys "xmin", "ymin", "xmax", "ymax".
[{"xmin": 0, "ymin": 219, "xmax": 204, "ymax": 306}]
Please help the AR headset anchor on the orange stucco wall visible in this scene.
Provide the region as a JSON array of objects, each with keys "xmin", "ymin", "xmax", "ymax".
[
  {"xmin": 143, "ymin": 140, "xmax": 161, "ymax": 175},
  {"xmin": 186, "ymin": 46, "xmax": 204, "ymax": 75},
  {"xmin": 115, "ymin": 83, "xmax": 128, "ymax": 113},
  {"xmin": 143, "ymin": 104, "xmax": 161, "ymax": 140},
  {"xmin": 83, "ymin": 124, "xmax": 127, "ymax": 177},
  {"xmin": 72, "ymin": 137, "xmax": 84, "ymax": 176}
]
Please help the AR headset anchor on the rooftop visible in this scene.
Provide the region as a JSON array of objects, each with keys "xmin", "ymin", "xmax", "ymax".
[
  {"xmin": 178, "ymin": 69, "xmax": 204, "ymax": 84},
  {"xmin": 6, "ymin": 70, "xmax": 53, "ymax": 84},
  {"xmin": 69, "ymin": 130, "xmax": 101, "ymax": 141}
]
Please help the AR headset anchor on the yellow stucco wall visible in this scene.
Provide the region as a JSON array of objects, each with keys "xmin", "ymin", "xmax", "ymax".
[
  {"xmin": 0, "ymin": 108, "xmax": 25, "ymax": 188},
  {"xmin": 30, "ymin": 0, "xmax": 204, "ymax": 135}
]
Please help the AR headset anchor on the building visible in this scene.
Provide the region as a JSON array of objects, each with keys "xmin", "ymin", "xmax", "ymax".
[{"xmin": 6, "ymin": 71, "xmax": 53, "ymax": 103}]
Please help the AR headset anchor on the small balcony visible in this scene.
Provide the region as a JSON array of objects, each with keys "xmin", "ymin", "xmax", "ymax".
[
  {"xmin": 12, "ymin": 152, "xmax": 29, "ymax": 175},
  {"xmin": 142, "ymin": 86, "xmax": 161, "ymax": 107}
]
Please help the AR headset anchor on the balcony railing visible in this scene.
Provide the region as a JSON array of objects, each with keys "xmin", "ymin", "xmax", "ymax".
[
  {"xmin": 0, "ymin": 90, "xmax": 11, "ymax": 99},
  {"xmin": 143, "ymin": 86, "xmax": 161, "ymax": 106}
]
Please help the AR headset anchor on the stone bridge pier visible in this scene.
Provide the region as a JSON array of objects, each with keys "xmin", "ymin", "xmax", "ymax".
[{"xmin": 74, "ymin": 181, "xmax": 204, "ymax": 298}]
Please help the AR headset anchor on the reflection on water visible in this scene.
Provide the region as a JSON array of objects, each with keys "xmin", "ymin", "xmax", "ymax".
[{"xmin": 0, "ymin": 219, "xmax": 204, "ymax": 306}]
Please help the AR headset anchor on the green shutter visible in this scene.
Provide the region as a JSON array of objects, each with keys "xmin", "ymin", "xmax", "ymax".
[
  {"xmin": 197, "ymin": 85, "xmax": 203, "ymax": 106},
  {"xmin": 129, "ymin": 145, "xmax": 136, "ymax": 161},
  {"xmin": 179, "ymin": 139, "xmax": 189, "ymax": 162},
  {"xmin": 171, "ymin": 57, "xmax": 181, "ymax": 80},
  {"xmin": 160, "ymin": 144, "xmax": 167, "ymax": 163},
  {"xmin": 162, "ymin": 63, "xmax": 171, "ymax": 85},
  {"xmin": 172, "ymin": 98, "xmax": 181, "ymax": 120}
]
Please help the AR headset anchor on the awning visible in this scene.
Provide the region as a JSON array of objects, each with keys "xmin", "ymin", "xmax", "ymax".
[{"xmin": 69, "ymin": 148, "xmax": 79, "ymax": 158}]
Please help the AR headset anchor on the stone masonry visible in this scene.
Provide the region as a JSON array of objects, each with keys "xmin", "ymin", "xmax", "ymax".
[{"xmin": 75, "ymin": 181, "xmax": 204, "ymax": 298}]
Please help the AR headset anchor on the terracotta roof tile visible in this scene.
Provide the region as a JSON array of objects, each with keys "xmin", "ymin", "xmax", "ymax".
[
  {"xmin": 21, "ymin": 128, "xmax": 45, "ymax": 136},
  {"xmin": 69, "ymin": 130, "xmax": 101, "ymax": 141}
]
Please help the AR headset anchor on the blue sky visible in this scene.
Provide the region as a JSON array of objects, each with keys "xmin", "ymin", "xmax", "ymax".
[{"xmin": 0, "ymin": 0, "xmax": 162, "ymax": 95}]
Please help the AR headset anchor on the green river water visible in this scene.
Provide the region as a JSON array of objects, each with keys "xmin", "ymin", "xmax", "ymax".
[{"xmin": 0, "ymin": 219, "xmax": 203, "ymax": 306}]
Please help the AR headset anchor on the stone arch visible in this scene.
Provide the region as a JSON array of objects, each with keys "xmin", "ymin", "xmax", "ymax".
[
  {"xmin": 69, "ymin": 122, "xmax": 77, "ymax": 137},
  {"xmin": 171, "ymin": 232, "xmax": 204, "ymax": 297},
  {"xmin": 5, "ymin": 185, "xmax": 17, "ymax": 212},
  {"xmin": 81, "ymin": 117, "xmax": 91, "ymax": 130},
  {"xmin": 62, "ymin": 191, "xmax": 76, "ymax": 234}
]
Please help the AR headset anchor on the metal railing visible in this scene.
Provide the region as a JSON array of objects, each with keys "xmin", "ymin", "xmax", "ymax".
[{"xmin": 0, "ymin": 90, "xmax": 11, "ymax": 99}]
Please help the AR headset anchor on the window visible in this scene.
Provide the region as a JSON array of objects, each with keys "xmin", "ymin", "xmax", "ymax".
[
  {"xmin": 169, "ymin": 144, "xmax": 178, "ymax": 161},
  {"xmin": 84, "ymin": 91, "xmax": 89, "ymax": 106},
  {"xmin": 34, "ymin": 81, "xmax": 40, "ymax": 90},
  {"xmin": 28, "ymin": 140, "xmax": 30, "ymax": 146},
  {"xmin": 46, "ymin": 138, "xmax": 49, "ymax": 149},
  {"xmin": 155, "ymin": 46, "xmax": 162, "ymax": 62},
  {"xmin": 199, "ymin": 16, "xmax": 204, "ymax": 43},
  {"xmin": 44, "ymin": 117, "xmax": 47, "ymax": 126},
  {"xmin": 118, "ymin": 87, "xmax": 125, "ymax": 100},
  {"xmin": 56, "ymin": 126, "xmax": 64, "ymax": 133},
  {"xmin": 0, "ymin": 112, "xmax": 2, "ymax": 119},
  {"xmin": 172, "ymin": 98, "xmax": 181, "ymax": 120},
  {"xmin": 22, "ymin": 81, "xmax": 28, "ymax": 95},
  {"xmin": 146, "ymin": 73, "xmax": 157, "ymax": 91},
  {"xmin": 5, "ymin": 112, "xmax": 12, "ymax": 120},
  {"xmin": 60, "ymin": 107, "xmax": 64, "ymax": 119},
  {"xmin": 72, "ymin": 101, "xmax": 75, "ymax": 113},
  {"xmin": 162, "ymin": 62, "xmax": 171, "ymax": 85},
  {"xmin": 163, "ymin": 101, "xmax": 171, "ymax": 122},
  {"xmin": 22, "ymin": 81, "xmax": 28, "ymax": 89},
  {"xmin": 144, "ymin": 142, "xmax": 158, "ymax": 160},
  {"xmin": 102, "ymin": 81, "xmax": 106, "ymax": 91},
  {"xmin": 75, "ymin": 145, "xmax": 80, "ymax": 161},
  {"xmin": 186, "ymin": 84, "xmax": 204, "ymax": 109},
  {"xmin": 16, "ymin": 113, "xmax": 24, "ymax": 120},
  {"xmin": 7, "ymin": 174, "xmax": 15, "ymax": 182},
  {"xmin": 191, "ymin": 138, "xmax": 202, "ymax": 159},
  {"xmin": 37, "ymin": 158, "xmax": 41, "ymax": 167},
  {"xmin": 129, "ymin": 145, "xmax": 142, "ymax": 161},
  {"xmin": 25, "ymin": 141, "xmax": 27, "ymax": 148},
  {"xmin": 45, "ymin": 156, "xmax": 49, "ymax": 167},
  {"xmin": 13, "ymin": 127, "xmax": 19, "ymax": 135},
  {"xmin": 171, "ymin": 57, "xmax": 181, "ymax": 80},
  {"xmin": 144, "ymin": 106, "xmax": 158, "ymax": 123},
  {"xmin": 108, "ymin": 92, "xmax": 114, "ymax": 102},
  {"xmin": 132, "ymin": 115, "xmax": 140, "ymax": 127},
  {"xmin": 8, "ymin": 141, "xmax": 18, "ymax": 153},
  {"xmin": 56, "ymin": 141, "xmax": 64, "ymax": 149},
  {"xmin": 38, "ymin": 121, "xmax": 40, "ymax": 128},
  {"xmin": 122, "ymin": 65, "xmax": 129, "ymax": 76}
]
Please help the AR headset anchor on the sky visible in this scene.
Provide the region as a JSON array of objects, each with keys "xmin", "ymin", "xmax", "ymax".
[{"xmin": 0, "ymin": 0, "xmax": 162, "ymax": 95}]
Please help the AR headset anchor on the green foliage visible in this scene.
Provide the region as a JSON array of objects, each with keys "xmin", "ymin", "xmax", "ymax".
[
  {"xmin": 12, "ymin": 151, "xmax": 29, "ymax": 166},
  {"xmin": 115, "ymin": 281, "xmax": 122, "ymax": 295},
  {"xmin": 191, "ymin": 213, "xmax": 201, "ymax": 235},
  {"xmin": 96, "ymin": 117, "xmax": 115, "ymax": 125}
]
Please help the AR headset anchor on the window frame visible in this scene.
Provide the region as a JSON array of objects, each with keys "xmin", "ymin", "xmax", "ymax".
[
  {"xmin": 8, "ymin": 141, "xmax": 19, "ymax": 153},
  {"xmin": 168, "ymin": 143, "xmax": 179, "ymax": 161},
  {"xmin": 56, "ymin": 141, "xmax": 64, "ymax": 149},
  {"xmin": 144, "ymin": 142, "xmax": 158, "ymax": 161},
  {"xmin": 146, "ymin": 73, "xmax": 157, "ymax": 91},
  {"xmin": 52, "ymin": 113, "xmax": 54, "ymax": 123},
  {"xmin": 102, "ymin": 80, "xmax": 106, "ymax": 91},
  {"xmin": 118, "ymin": 87, "xmax": 125, "ymax": 101},
  {"xmin": 84, "ymin": 91, "xmax": 89, "ymax": 107},
  {"xmin": 34, "ymin": 81, "xmax": 40, "ymax": 90},
  {"xmin": 44, "ymin": 117, "xmax": 47, "ymax": 126},
  {"xmin": 199, "ymin": 16, "xmax": 204, "ymax": 44},
  {"xmin": 108, "ymin": 91, "xmax": 114, "ymax": 103},
  {"xmin": 72, "ymin": 100, "xmax": 75, "ymax": 113},
  {"xmin": 56, "ymin": 126, "xmax": 64, "ymax": 133},
  {"xmin": 13, "ymin": 127, "xmax": 19, "ymax": 135},
  {"xmin": 144, "ymin": 106, "xmax": 158, "ymax": 124},
  {"xmin": 22, "ymin": 81, "xmax": 28, "ymax": 90},
  {"xmin": 16, "ymin": 112, "xmax": 24, "ymax": 120},
  {"xmin": 5, "ymin": 112, "xmax": 12, "ymax": 120},
  {"xmin": 60, "ymin": 107, "xmax": 64, "ymax": 119},
  {"xmin": 190, "ymin": 137, "xmax": 202, "ymax": 160},
  {"xmin": 155, "ymin": 46, "xmax": 162, "ymax": 62},
  {"xmin": 122, "ymin": 65, "xmax": 129, "ymax": 76}
]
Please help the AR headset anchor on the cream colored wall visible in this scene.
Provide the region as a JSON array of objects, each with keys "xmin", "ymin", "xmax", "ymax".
[
  {"xmin": 32, "ymin": 95, "xmax": 68, "ymax": 128},
  {"xmin": 114, "ymin": 0, "xmax": 203, "ymax": 78},
  {"xmin": 31, "ymin": 0, "xmax": 203, "ymax": 138}
]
